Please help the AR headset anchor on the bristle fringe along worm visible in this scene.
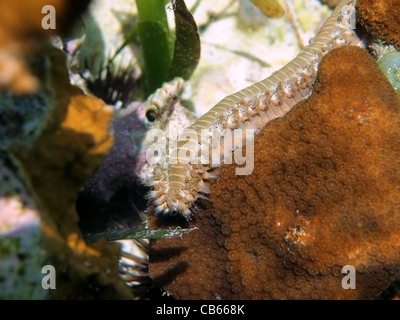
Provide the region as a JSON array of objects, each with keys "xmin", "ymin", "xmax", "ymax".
[{"xmin": 148, "ymin": 0, "xmax": 361, "ymax": 220}]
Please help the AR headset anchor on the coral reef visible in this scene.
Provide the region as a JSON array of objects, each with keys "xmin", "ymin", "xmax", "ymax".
[
  {"xmin": 148, "ymin": 46, "xmax": 400, "ymax": 299},
  {"xmin": 148, "ymin": 0, "xmax": 361, "ymax": 219},
  {"xmin": 2, "ymin": 43, "xmax": 133, "ymax": 299},
  {"xmin": 2, "ymin": 0, "xmax": 400, "ymax": 301},
  {"xmin": 357, "ymin": 0, "xmax": 400, "ymax": 50}
]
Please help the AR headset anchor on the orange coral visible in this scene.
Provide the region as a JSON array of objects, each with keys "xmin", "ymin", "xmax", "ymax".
[
  {"xmin": 6, "ymin": 43, "xmax": 133, "ymax": 299},
  {"xmin": 357, "ymin": 0, "xmax": 400, "ymax": 50},
  {"xmin": 149, "ymin": 46, "xmax": 400, "ymax": 300},
  {"xmin": 0, "ymin": 0, "xmax": 90, "ymax": 93},
  {"xmin": 320, "ymin": 0, "xmax": 341, "ymax": 8}
]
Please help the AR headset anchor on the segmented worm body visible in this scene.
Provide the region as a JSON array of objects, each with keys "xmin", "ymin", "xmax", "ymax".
[{"xmin": 149, "ymin": 0, "xmax": 361, "ymax": 219}]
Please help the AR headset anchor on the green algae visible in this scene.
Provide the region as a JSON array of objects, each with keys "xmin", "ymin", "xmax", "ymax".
[{"xmin": 378, "ymin": 50, "xmax": 400, "ymax": 95}]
